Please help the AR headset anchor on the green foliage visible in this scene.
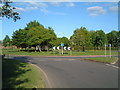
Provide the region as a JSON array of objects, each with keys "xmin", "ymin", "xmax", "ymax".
[
  {"xmin": 12, "ymin": 29, "xmax": 28, "ymax": 48},
  {"xmin": 90, "ymin": 30, "xmax": 107, "ymax": 49},
  {"xmin": 107, "ymin": 30, "xmax": 120, "ymax": 47},
  {"xmin": 3, "ymin": 35, "xmax": 10, "ymax": 47},
  {"xmin": 10, "ymin": 20, "xmax": 119, "ymax": 52},
  {"xmin": 25, "ymin": 20, "xmax": 43, "ymax": 30},
  {"xmin": 70, "ymin": 27, "xmax": 90, "ymax": 51},
  {"xmin": 12, "ymin": 21, "xmax": 57, "ymax": 50},
  {"xmin": 41, "ymin": 27, "xmax": 57, "ymax": 47},
  {"xmin": 27, "ymin": 26, "xmax": 46, "ymax": 46},
  {"xmin": 51, "ymin": 37, "xmax": 70, "ymax": 47},
  {"xmin": 0, "ymin": 0, "xmax": 20, "ymax": 22}
]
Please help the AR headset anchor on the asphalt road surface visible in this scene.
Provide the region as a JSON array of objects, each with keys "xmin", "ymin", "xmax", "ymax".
[{"xmin": 5, "ymin": 55, "xmax": 119, "ymax": 88}]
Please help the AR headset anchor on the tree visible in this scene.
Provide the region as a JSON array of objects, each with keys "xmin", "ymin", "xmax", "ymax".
[
  {"xmin": 12, "ymin": 29, "xmax": 28, "ymax": 48},
  {"xmin": 0, "ymin": 0, "xmax": 20, "ymax": 21},
  {"xmin": 90, "ymin": 30, "xmax": 107, "ymax": 50},
  {"xmin": 3, "ymin": 35, "xmax": 10, "ymax": 47},
  {"xmin": 27, "ymin": 26, "xmax": 47, "ymax": 51},
  {"xmin": 11, "ymin": 21, "xmax": 57, "ymax": 52},
  {"xmin": 107, "ymin": 30, "xmax": 119, "ymax": 47},
  {"xmin": 70, "ymin": 27, "xmax": 90, "ymax": 51},
  {"xmin": 41, "ymin": 27, "xmax": 57, "ymax": 49},
  {"xmin": 25, "ymin": 20, "xmax": 44, "ymax": 30},
  {"xmin": 89, "ymin": 30, "xmax": 96, "ymax": 47},
  {"xmin": 27, "ymin": 26, "xmax": 57, "ymax": 52}
]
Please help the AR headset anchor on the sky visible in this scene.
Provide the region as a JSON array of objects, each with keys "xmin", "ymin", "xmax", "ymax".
[{"xmin": 1, "ymin": 1, "xmax": 118, "ymax": 40}]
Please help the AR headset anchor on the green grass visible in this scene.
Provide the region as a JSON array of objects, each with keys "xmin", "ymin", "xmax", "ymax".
[
  {"xmin": 2, "ymin": 58, "xmax": 45, "ymax": 88},
  {"xmin": 83, "ymin": 57, "xmax": 118, "ymax": 63},
  {"xmin": 2, "ymin": 48, "xmax": 118, "ymax": 56}
]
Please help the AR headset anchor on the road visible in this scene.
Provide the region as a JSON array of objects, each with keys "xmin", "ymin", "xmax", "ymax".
[{"xmin": 5, "ymin": 55, "xmax": 119, "ymax": 88}]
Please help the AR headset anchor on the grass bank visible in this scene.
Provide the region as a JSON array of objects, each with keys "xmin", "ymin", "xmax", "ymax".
[
  {"xmin": 2, "ymin": 58, "xmax": 45, "ymax": 88},
  {"xmin": 83, "ymin": 57, "xmax": 118, "ymax": 63}
]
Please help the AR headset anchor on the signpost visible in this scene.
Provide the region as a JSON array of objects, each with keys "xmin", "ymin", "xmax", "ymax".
[
  {"xmin": 105, "ymin": 44, "xmax": 106, "ymax": 57},
  {"xmin": 57, "ymin": 46, "xmax": 61, "ymax": 54},
  {"xmin": 105, "ymin": 44, "xmax": 111, "ymax": 58},
  {"xmin": 61, "ymin": 43, "xmax": 64, "ymax": 54},
  {"xmin": 109, "ymin": 44, "xmax": 111, "ymax": 58}
]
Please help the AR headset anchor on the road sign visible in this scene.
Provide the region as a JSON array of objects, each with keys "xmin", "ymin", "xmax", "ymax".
[
  {"xmin": 68, "ymin": 47, "xmax": 71, "ymax": 50},
  {"xmin": 61, "ymin": 43, "xmax": 64, "ymax": 47},
  {"xmin": 64, "ymin": 47, "xmax": 67, "ymax": 50},
  {"xmin": 105, "ymin": 44, "xmax": 111, "ymax": 47},
  {"xmin": 57, "ymin": 46, "xmax": 60, "ymax": 50},
  {"xmin": 53, "ymin": 46, "xmax": 56, "ymax": 50}
]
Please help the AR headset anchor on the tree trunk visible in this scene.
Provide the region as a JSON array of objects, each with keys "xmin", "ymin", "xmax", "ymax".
[
  {"xmin": 46, "ymin": 46, "xmax": 49, "ymax": 52},
  {"xmin": 35, "ymin": 46, "xmax": 36, "ymax": 52},
  {"xmin": 82, "ymin": 46, "xmax": 85, "ymax": 52},
  {"xmin": 38, "ymin": 45, "xmax": 41, "ymax": 52}
]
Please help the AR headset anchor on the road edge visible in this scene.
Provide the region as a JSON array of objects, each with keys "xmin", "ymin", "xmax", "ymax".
[{"xmin": 31, "ymin": 64, "xmax": 52, "ymax": 88}]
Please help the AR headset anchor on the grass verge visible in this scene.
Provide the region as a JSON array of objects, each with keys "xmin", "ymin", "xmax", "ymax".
[
  {"xmin": 2, "ymin": 58, "xmax": 45, "ymax": 88},
  {"xmin": 83, "ymin": 57, "xmax": 118, "ymax": 63},
  {"xmin": 2, "ymin": 48, "xmax": 118, "ymax": 56}
]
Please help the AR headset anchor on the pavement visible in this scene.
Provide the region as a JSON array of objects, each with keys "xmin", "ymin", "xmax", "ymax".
[{"xmin": 4, "ymin": 55, "xmax": 119, "ymax": 88}]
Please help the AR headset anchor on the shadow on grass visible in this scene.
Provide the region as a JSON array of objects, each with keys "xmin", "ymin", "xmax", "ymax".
[{"xmin": 2, "ymin": 58, "xmax": 31, "ymax": 88}]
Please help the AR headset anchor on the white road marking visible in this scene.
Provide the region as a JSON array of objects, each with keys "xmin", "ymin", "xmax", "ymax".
[
  {"xmin": 106, "ymin": 64, "xmax": 119, "ymax": 69},
  {"xmin": 111, "ymin": 58, "xmax": 118, "ymax": 64}
]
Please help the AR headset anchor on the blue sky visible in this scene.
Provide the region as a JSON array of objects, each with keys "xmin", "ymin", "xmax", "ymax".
[{"xmin": 1, "ymin": 2, "xmax": 118, "ymax": 40}]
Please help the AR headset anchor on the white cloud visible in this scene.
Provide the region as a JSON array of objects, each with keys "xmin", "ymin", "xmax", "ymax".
[
  {"xmin": 26, "ymin": 6, "xmax": 38, "ymax": 10},
  {"xmin": 40, "ymin": 8, "xmax": 49, "ymax": 13},
  {"xmin": 109, "ymin": 6, "xmax": 118, "ymax": 12},
  {"xmin": 66, "ymin": 2, "xmax": 75, "ymax": 7},
  {"xmin": 15, "ymin": 7, "xmax": 25, "ymax": 11},
  {"xmin": 40, "ymin": 9, "xmax": 66, "ymax": 15},
  {"xmin": 49, "ymin": 2, "xmax": 61, "ymax": 6},
  {"xmin": 27, "ymin": 2, "xmax": 47, "ymax": 8},
  {"xmin": 14, "ymin": 2, "xmax": 48, "ymax": 13},
  {"xmin": 50, "ymin": 11, "xmax": 66, "ymax": 15},
  {"xmin": 87, "ymin": 6, "xmax": 106, "ymax": 16},
  {"xmin": 14, "ymin": 2, "xmax": 66, "ymax": 15}
]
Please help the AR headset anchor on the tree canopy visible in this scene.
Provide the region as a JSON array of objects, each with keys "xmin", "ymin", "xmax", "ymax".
[
  {"xmin": 90, "ymin": 30, "xmax": 107, "ymax": 49},
  {"xmin": 12, "ymin": 21, "xmax": 58, "ymax": 51},
  {"xmin": 107, "ymin": 30, "xmax": 120, "ymax": 47},
  {"xmin": 3, "ymin": 35, "xmax": 10, "ymax": 47},
  {"xmin": 3, "ymin": 20, "xmax": 119, "ymax": 51},
  {"xmin": 70, "ymin": 27, "xmax": 90, "ymax": 51}
]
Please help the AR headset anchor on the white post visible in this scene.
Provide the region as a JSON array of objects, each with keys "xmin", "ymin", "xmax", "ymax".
[
  {"xmin": 110, "ymin": 44, "xmax": 111, "ymax": 58},
  {"xmin": 105, "ymin": 44, "xmax": 106, "ymax": 57},
  {"xmin": 59, "ymin": 49, "xmax": 61, "ymax": 55},
  {"xmin": 62, "ymin": 46, "xmax": 63, "ymax": 55},
  {"xmin": 70, "ymin": 50, "xmax": 72, "ymax": 55}
]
